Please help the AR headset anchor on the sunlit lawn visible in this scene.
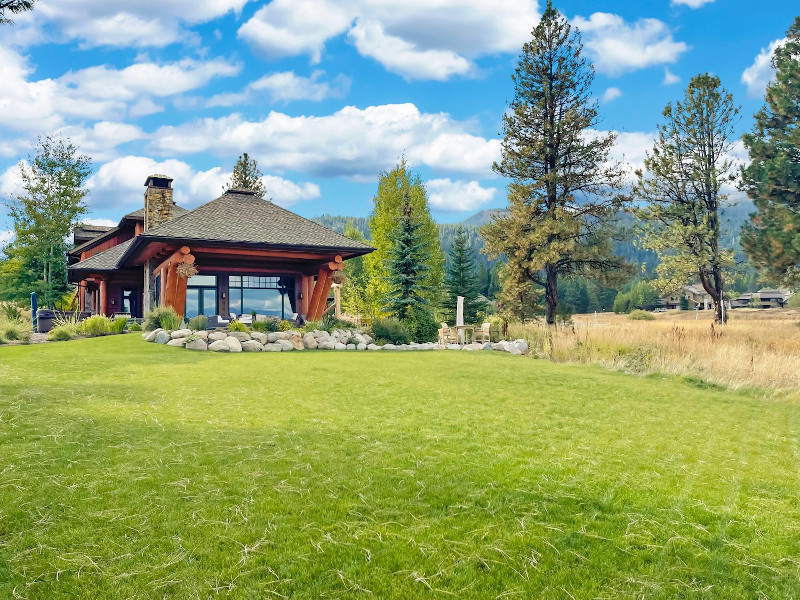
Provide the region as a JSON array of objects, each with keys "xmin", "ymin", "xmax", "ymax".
[{"xmin": 1, "ymin": 335, "xmax": 799, "ymax": 598}]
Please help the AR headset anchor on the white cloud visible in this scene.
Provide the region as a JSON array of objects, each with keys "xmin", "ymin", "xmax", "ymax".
[
  {"xmin": 426, "ymin": 179, "xmax": 496, "ymax": 212},
  {"xmin": 348, "ymin": 19, "xmax": 473, "ymax": 80},
  {"xmin": 573, "ymin": 13, "xmax": 689, "ymax": 76},
  {"xmin": 238, "ymin": 0, "xmax": 538, "ymax": 80},
  {"xmin": 671, "ymin": 0, "xmax": 714, "ymax": 7},
  {"xmin": 602, "ymin": 87, "xmax": 622, "ymax": 103},
  {"xmin": 150, "ymin": 103, "xmax": 501, "ymax": 179},
  {"xmin": 0, "ymin": 230, "xmax": 14, "ymax": 247},
  {"xmin": 662, "ymin": 67, "xmax": 680, "ymax": 86},
  {"xmin": 86, "ymin": 156, "xmax": 319, "ymax": 213},
  {"xmin": 208, "ymin": 70, "xmax": 350, "ymax": 107},
  {"xmin": 742, "ymin": 38, "xmax": 785, "ymax": 98},
  {"xmin": 82, "ymin": 218, "xmax": 118, "ymax": 228},
  {"xmin": 0, "ymin": 164, "xmax": 24, "ymax": 197},
  {"xmin": 57, "ymin": 122, "xmax": 146, "ymax": 161}
]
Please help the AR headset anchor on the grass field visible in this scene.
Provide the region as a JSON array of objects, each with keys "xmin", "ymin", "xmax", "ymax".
[
  {"xmin": 2, "ymin": 335, "xmax": 800, "ymax": 598},
  {"xmin": 510, "ymin": 308, "xmax": 800, "ymax": 393}
]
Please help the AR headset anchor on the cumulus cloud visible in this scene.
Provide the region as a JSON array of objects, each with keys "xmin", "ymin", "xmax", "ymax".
[
  {"xmin": 86, "ymin": 156, "xmax": 319, "ymax": 213},
  {"xmin": 238, "ymin": 0, "xmax": 538, "ymax": 80},
  {"xmin": 662, "ymin": 67, "xmax": 680, "ymax": 86},
  {"xmin": 602, "ymin": 87, "xmax": 622, "ymax": 103},
  {"xmin": 207, "ymin": 70, "xmax": 350, "ymax": 107},
  {"xmin": 671, "ymin": 0, "xmax": 714, "ymax": 7},
  {"xmin": 427, "ymin": 179, "xmax": 496, "ymax": 212},
  {"xmin": 150, "ymin": 103, "xmax": 501, "ymax": 179},
  {"xmin": 82, "ymin": 218, "xmax": 118, "ymax": 228},
  {"xmin": 0, "ymin": 229, "xmax": 14, "ymax": 246},
  {"xmin": 742, "ymin": 38, "xmax": 785, "ymax": 98},
  {"xmin": 573, "ymin": 13, "xmax": 688, "ymax": 76}
]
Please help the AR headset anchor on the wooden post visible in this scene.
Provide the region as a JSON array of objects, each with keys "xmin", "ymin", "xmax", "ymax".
[
  {"xmin": 174, "ymin": 271, "xmax": 188, "ymax": 317},
  {"xmin": 308, "ymin": 268, "xmax": 329, "ymax": 321},
  {"xmin": 333, "ymin": 284, "xmax": 341, "ymax": 319},
  {"xmin": 315, "ymin": 274, "xmax": 335, "ymax": 320},
  {"xmin": 99, "ymin": 278, "xmax": 107, "ymax": 316},
  {"xmin": 79, "ymin": 281, "xmax": 85, "ymax": 312}
]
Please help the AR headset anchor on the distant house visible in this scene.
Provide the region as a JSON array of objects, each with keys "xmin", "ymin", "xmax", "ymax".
[
  {"xmin": 660, "ymin": 284, "xmax": 713, "ymax": 310},
  {"xmin": 67, "ymin": 174, "xmax": 374, "ymax": 321},
  {"xmin": 730, "ymin": 289, "xmax": 793, "ymax": 309}
]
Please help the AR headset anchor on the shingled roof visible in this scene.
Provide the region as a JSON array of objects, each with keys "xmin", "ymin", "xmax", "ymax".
[
  {"xmin": 68, "ymin": 238, "xmax": 135, "ymax": 274},
  {"xmin": 133, "ymin": 189, "xmax": 373, "ymax": 253}
]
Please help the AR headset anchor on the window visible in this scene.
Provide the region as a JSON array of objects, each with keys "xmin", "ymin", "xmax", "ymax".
[
  {"xmin": 229, "ymin": 275, "xmax": 290, "ymax": 318},
  {"xmin": 185, "ymin": 275, "xmax": 217, "ymax": 318}
]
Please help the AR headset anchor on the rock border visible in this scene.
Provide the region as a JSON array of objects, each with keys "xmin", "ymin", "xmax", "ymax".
[{"xmin": 143, "ymin": 328, "xmax": 529, "ymax": 356}]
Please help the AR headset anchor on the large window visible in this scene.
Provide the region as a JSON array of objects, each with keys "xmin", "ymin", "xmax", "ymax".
[
  {"xmin": 185, "ymin": 275, "xmax": 217, "ymax": 318},
  {"xmin": 229, "ymin": 275, "xmax": 289, "ymax": 318}
]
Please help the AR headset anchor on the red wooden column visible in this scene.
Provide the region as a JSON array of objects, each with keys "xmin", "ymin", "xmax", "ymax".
[
  {"xmin": 307, "ymin": 268, "xmax": 329, "ymax": 321},
  {"xmin": 98, "ymin": 277, "xmax": 108, "ymax": 316},
  {"xmin": 78, "ymin": 281, "xmax": 86, "ymax": 312}
]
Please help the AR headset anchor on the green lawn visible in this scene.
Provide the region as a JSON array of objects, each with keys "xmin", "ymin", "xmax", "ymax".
[{"xmin": 1, "ymin": 336, "xmax": 799, "ymax": 598}]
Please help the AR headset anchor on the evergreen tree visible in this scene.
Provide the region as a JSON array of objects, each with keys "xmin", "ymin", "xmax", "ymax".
[
  {"xmin": 741, "ymin": 17, "xmax": 800, "ymax": 287},
  {"xmin": 443, "ymin": 227, "xmax": 486, "ymax": 323},
  {"xmin": 634, "ymin": 74, "xmax": 739, "ymax": 323},
  {"xmin": 481, "ymin": 1, "xmax": 629, "ymax": 325},
  {"xmin": 227, "ymin": 152, "xmax": 268, "ymax": 199},
  {"xmin": 365, "ymin": 159, "xmax": 444, "ymax": 313},
  {"xmin": 496, "ymin": 263, "xmax": 541, "ymax": 322},
  {"xmin": 383, "ymin": 195, "xmax": 431, "ymax": 321},
  {"xmin": 2, "ymin": 134, "xmax": 91, "ymax": 307},
  {"xmin": 0, "ymin": 0, "xmax": 34, "ymax": 25}
]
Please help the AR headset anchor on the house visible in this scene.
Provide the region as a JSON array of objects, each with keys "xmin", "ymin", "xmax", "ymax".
[
  {"xmin": 730, "ymin": 289, "xmax": 793, "ymax": 309},
  {"xmin": 660, "ymin": 284, "xmax": 713, "ymax": 310},
  {"xmin": 67, "ymin": 174, "xmax": 374, "ymax": 321}
]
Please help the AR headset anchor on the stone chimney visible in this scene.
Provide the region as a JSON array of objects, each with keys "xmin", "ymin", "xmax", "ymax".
[{"xmin": 143, "ymin": 174, "xmax": 176, "ymax": 231}]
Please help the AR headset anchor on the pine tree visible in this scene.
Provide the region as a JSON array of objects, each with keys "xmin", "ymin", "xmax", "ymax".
[
  {"xmin": 481, "ymin": 1, "xmax": 629, "ymax": 325},
  {"xmin": 0, "ymin": 0, "xmax": 35, "ymax": 25},
  {"xmin": 634, "ymin": 74, "xmax": 739, "ymax": 324},
  {"xmin": 227, "ymin": 152, "xmax": 268, "ymax": 200},
  {"xmin": 383, "ymin": 194, "xmax": 431, "ymax": 321},
  {"xmin": 741, "ymin": 17, "xmax": 800, "ymax": 287},
  {"xmin": 443, "ymin": 226, "xmax": 486, "ymax": 323},
  {"xmin": 496, "ymin": 263, "xmax": 540, "ymax": 323},
  {"xmin": 365, "ymin": 159, "xmax": 444, "ymax": 314},
  {"xmin": 2, "ymin": 134, "xmax": 91, "ymax": 306}
]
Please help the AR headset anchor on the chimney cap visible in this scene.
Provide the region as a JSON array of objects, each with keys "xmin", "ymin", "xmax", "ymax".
[{"xmin": 144, "ymin": 174, "xmax": 174, "ymax": 188}]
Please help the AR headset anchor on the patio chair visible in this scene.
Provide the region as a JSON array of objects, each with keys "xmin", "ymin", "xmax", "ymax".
[
  {"xmin": 207, "ymin": 315, "xmax": 230, "ymax": 329},
  {"xmin": 238, "ymin": 314, "xmax": 253, "ymax": 325},
  {"xmin": 438, "ymin": 322, "xmax": 458, "ymax": 344},
  {"xmin": 474, "ymin": 322, "xmax": 491, "ymax": 343}
]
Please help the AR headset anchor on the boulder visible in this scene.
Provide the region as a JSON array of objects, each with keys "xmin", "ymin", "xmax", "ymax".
[
  {"xmin": 334, "ymin": 342, "xmax": 347, "ymax": 350},
  {"xmin": 167, "ymin": 338, "xmax": 186, "ymax": 347},
  {"xmin": 251, "ymin": 332, "xmax": 268, "ymax": 344},
  {"xmin": 491, "ymin": 342, "xmax": 505, "ymax": 351},
  {"xmin": 367, "ymin": 343, "xmax": 381, "ymax": 351},
  {"xmin": 171, "ymin": 328, "xmax": 192, "ymax": 339},
  {"xmin": 275, "ymin": 332, "xmax": 290, "ymax": 340},
  {"xmin": 482, "ymin": 343, "xmax": 493, "ymax": 351},
  {"xmin": 225, "ymin": 336, "xmax": 243, "ymax": 353},
  {"xmin": 209, "ymin": 331, "xmax": 227, "ymax": 342},
  {"xmin": 145, "ymin": 328, "xmax": 163, "ymax": 342},
  {"xmin": 446, "ymin": 343, "xmax": 461, "ymax": 350},
  {"xmin": 154, "ymin": 331, "xmax": 171, "ymax": 345},
  {"xmin": 346, "ymin": 343, "xmax": 356, "ymax": 350},
  {"xmin": 499, "ymin": 340, "xmax": 522, "ymax": 355},
  {"xmin": 267, "ymin": 332, "xmax": 279, "ymax": 343},
  {"xmin": 318, "ymin": 341, "xmax": 335, "ymax": 350},
  {"xmin": 289, "ymin": 333, "xmax": 305, "ymax": 350},
  {"xmin": 515, "ymin": 339, "xmax": 529, "ymax": 353},
  {"xmin": 303, "ymin": 334, "xmax": 318, "ymax": 350},
  {"xmin": 186, "ymin": 338, "xmax": 208, "ymax": 351},
  {"xmin": 353, "ymin": 333, "xmax": 367, "ymax": 345},
  {"xmin": 363, "ymin": 334, "xmax": 374, "ymax": 345},
  {"xmin": 228, "ymin": 331, "xmax": 251, "ymax": 342},
  {"xmin": 356, "ymin": 342, "xmax": 367, "ymax": 350},
  {"xmin": 263, "ymin": 343, "xmax": 283, "ymax": 352},
  {"xmin": 382, "ymin": 343, "xmax": 397, "ymax": 351},
  {"xmin": 277, "ymin": 339, "xmax": 294, "ymax": 352},
  {"xmin": 208, "ymin": 340, "xmax": 229, "ymax": 352},
  {"xmin": 192, "ymin": 330, "xmax": 209, "ymax": 340},
  {"xmin": 241, "ymin": 340, "xmax": 263, "ymax": 352}
]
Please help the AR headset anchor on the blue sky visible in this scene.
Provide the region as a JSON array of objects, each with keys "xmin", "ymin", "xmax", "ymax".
[{"xmin": 0, "ymin": 0, "xmax": 796, "ymax": 243}]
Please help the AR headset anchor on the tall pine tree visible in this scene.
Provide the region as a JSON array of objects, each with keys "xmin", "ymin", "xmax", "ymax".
[
  {"xmin": 226, "ymin": 152, "xmax": 268, "ymax": 200},
  {"xmin": 383, "ymin": 194, "xmax": 431, "ymax": 321},
  {"xmin": 443, "ymin": 226, "xmax": 486, "ymax": 323},
  {"xmin": 741, "ymin": 17, "xmax": 800, "ymax": 287},
  {"xmin": 481, "ymin": 1, "xmax": 628, "ymax": 325}
]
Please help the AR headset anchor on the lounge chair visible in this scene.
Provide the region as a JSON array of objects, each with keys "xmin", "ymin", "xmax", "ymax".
[
  {"xmin": 475, "ymin": 322, "xmax": 491, "ymax": 343},
  {"xmin": 207, "ymin": 315, "xmax": 230, "ymax": 329}
]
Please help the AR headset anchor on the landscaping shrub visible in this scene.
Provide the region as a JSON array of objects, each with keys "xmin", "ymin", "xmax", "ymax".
[
  {"xmin": 144, "ymin": 306, "xmax": 182, "ymax": 331},
  {"xmin": 0, "ymin": 319, "xmax": 32, "ymax": 342},
  {"xmin": 405, "ymin": 309, "xmax": 438, "ymax": 343},
  {"xmin": 628, "ymin": 309, "xmax": 656, "ymax": 321},
  {"xmin": 1, "ymin": 302, "xmax": 22, "ymax": 322},
  {"xmin": 109, "ymin": 316, "xmax": 129, "ymax": 334},
  {"xmin": 320, "ymin": 314, "xmax": 353, "ymax": 332},
  {"xmin": 52, "ymin": 312, "xmax": 81, "ymax": 338},
  {"xmin": 302, "ymin": 320, "xmax": 322, "ymax": 334},
  {"xmin": 187, "ymin": 315, "xmax": 208, "ymax": 331},
  {"xmin": 278, "ymin": 319, "xmax": 293, "ymax": 331},
  {"xmin": 79, "ymin": 315, "xmax": 111, "ymax": 336},
  {"xmin": 252, "ymin": 319, "xmax": 278, "ymax": 332},
  {"xmin": 370, "ymin": 318, "xmax": 411, "ymax": 345},
  {"xmin": 129, "ymin": 322, "xmax": 142, "ymax": 331},
  {"xmin": 47, "ymin": 325, "xmax": 75, "ymax": 341},
  {"xmin": 227, "ymin": 320, "xmax": 249, "ymax": 332}
]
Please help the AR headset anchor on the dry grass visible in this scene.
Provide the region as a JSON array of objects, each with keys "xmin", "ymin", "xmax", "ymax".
[{"xmin": 510, "ymin": 308, "xmax": 800, "ymax": 394}]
